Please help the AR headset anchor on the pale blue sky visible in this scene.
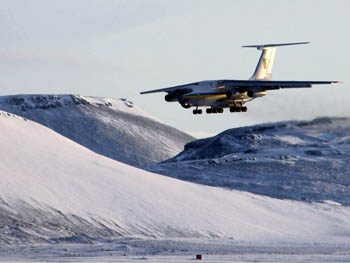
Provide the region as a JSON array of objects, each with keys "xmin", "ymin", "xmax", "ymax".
[{"xmin": 0, "ymin": 0, "xmax": 349, "ymax": 136}]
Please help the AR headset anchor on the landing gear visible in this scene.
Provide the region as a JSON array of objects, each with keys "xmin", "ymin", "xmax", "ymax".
[
  {"xmin": 193, "ymin": 105, "xmax": 247, "ymax": 115},
  {"xmin": 230, "ymin": 106, "xmax": 248, "ymax": 113},
  {"xmin": 206, "ymin": 108, "xmax": 224, "ymax": 114},
  {"xmin": 193, "ymin": 109, "xmax": 202, "ymax": 115}
]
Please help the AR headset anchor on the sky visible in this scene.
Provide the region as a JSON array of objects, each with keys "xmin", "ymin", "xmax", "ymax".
[{"xmin": 0, "ymin": 0, "xmax": 349, "ymax": 137}]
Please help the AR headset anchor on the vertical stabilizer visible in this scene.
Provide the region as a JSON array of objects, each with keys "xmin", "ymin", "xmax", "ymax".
[{"xmin": 242, "ymin": 42, "xmax": 309, "ymax": 80}]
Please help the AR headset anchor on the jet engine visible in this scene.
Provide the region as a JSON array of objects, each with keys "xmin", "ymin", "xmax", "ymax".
[
  {"xmin": 164, "ymin": 93, "xmax": 178, "ymax": 102},
  {"xmin": 247, "ymin": 90, "xmax": 267, "ymax": 98}
]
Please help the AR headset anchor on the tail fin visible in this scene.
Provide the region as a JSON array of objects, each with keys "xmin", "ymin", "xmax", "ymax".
[{"xmin": 243, "ymin": 42, "xmax": 310, "ymax": 80}]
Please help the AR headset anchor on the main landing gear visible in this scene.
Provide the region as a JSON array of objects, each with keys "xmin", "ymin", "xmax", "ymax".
[
  {"xmin": 192, "ymin": 106, "xmax": 248, "ymax": 115},
  {"xmin": 206, "ymin": 108, "xmax": 224, "ymax": 114},
  {"xmin": 193, "ymin": 108, "xmax": 202, "ymax": 115},
  {"xmin": 230, "ymin": 106, "xmax": 248, "ymax": 112}
]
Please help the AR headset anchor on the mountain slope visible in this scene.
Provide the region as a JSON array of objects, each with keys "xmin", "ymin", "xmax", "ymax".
[
  {"xmin": 0, "ymin": 94, "xmax": 194, "ymax": 167},
  {"xmin": 148, "ymin": 117, "xmax": 350, "ymax": 205},
  {"xmin": 1, "ymin": 111, "xmax": 350, "ymax": 246}
]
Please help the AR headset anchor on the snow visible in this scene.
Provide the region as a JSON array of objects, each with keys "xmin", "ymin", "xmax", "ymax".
[
  {"xmin": 0, "ymin": 94, "xmax": 194, "ymax": 167},
  {"xmin": 2, "ymin": 254, "xmax": 350, "ymax": 263},
  {"xmin": 151, "ymin": 117, "xmax": 350, "ymax": 205},
  {"xmin": 80, "ymin": 96, "xmax": 159, "ymax": 121},
  {"xmin": 0, "ymin": 110, "xmax": 350, "ymax": 250},
  {"xmin": 1, "ymin": 243, "xmax": 350, "ymax": 262},
  {"xmin": 277, "ymin": 135, "xmax": 306, "ymax": 145}
]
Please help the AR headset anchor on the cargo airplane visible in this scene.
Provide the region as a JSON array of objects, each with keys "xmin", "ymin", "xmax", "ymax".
[{"xmin": 141, "ymin": 42, "xmax": 340, "ymax": 115}]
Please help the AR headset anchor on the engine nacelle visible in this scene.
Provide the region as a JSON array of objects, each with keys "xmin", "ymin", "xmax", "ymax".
[
  {"xmin": 247, "ymin": 90, "xmax": 266, "ymax": 98},
  {"xmin": 164, "ymin": 94, "xmax": 177, "ymax": 102}
]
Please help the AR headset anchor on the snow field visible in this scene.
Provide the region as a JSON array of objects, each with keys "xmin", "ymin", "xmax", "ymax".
[{"xmin": 0, "ymin": 111, "xmax": 350, "ymax": 244}]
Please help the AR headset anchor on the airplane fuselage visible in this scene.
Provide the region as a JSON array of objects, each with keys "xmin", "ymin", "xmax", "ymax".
[{"xmin": 172, "ymin": 80, "xmax": 258, "ymax": 109}]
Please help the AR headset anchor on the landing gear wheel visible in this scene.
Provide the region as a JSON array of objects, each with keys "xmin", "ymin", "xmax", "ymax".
[
  {"xmin": 207, "ymin": 108, "xmax": 223, "ymax": 114},
  {"xmin": 230, "ymin": 106, "xmax": 247, "ymax": 113},
  {"xmin": 193, "ymin": 109, "xmax": 203, "ymax": 115},
  {"xmin": 230, "ymin": 107, "xmax": 235, "ymax": 113}
]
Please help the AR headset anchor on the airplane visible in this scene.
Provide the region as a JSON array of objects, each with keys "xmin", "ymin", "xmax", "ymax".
[{"xmin": 140, "ymin": 42, "xmax": 340, "ymax": 115}]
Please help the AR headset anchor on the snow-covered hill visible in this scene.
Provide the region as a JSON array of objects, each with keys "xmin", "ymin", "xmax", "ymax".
[
  {"xmin": 1, "ymin": 111, "xmax": 350, "ymax": 246},
  {"xmin": 149, "ymin": 117, "xmax": 350, "ymax": 205},
  {"xmin": 0, "ymin": 95, "xmax": 194, "ymax": 167}
]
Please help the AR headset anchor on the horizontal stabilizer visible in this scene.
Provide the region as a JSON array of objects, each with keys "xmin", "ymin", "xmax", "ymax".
[{"xmin": 242, "ymin": 42, "xmax": 310, "ymax": 50}]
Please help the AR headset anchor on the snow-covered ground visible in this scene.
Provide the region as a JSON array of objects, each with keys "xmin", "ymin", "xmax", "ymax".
[
  {"xmin": 149, "ymin": 117, "xmax": 350, "ymax": 205},
  {"xmin": 1, "ymin": 242, "xmax": 350, "ymax": 262},
  {"xmin": 0, "ymin": 110, "xmax": 350, "ymax": 260},
  {"xmin": 0, "ymin": 94, "xmax": 194, "ymax": 167}
]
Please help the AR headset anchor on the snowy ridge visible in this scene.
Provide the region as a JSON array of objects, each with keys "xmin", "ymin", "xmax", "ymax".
[
  {"xmin": 0, "ymin": 94, "xmax": 153, "ymax": 119},
  {"xmin": 77, "ymin": 95, "xmax": 159, "ymax": 121},
  {"xmin": 149, "ymin": 117, "xmax": 350, "ymax": 205},
  {"xmin": 0, "ymin": 94, "xmax": 194, "ymax": 167},
  {"xmin": 1, "ymin": 111, "xmax": 350, "ymax": 246}
]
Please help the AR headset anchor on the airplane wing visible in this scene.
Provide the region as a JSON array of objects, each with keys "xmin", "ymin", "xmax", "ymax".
[
  {"xmin": 140, "ymin": 79, "xmax": 340, "ymax": 95},
  {"xmin": 221, "ymin": 80, "xmax": 340, "ymax": 90},
  {"xmin": 140, "ymin": 82, "xmax": 199, "ymax": 94}
]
